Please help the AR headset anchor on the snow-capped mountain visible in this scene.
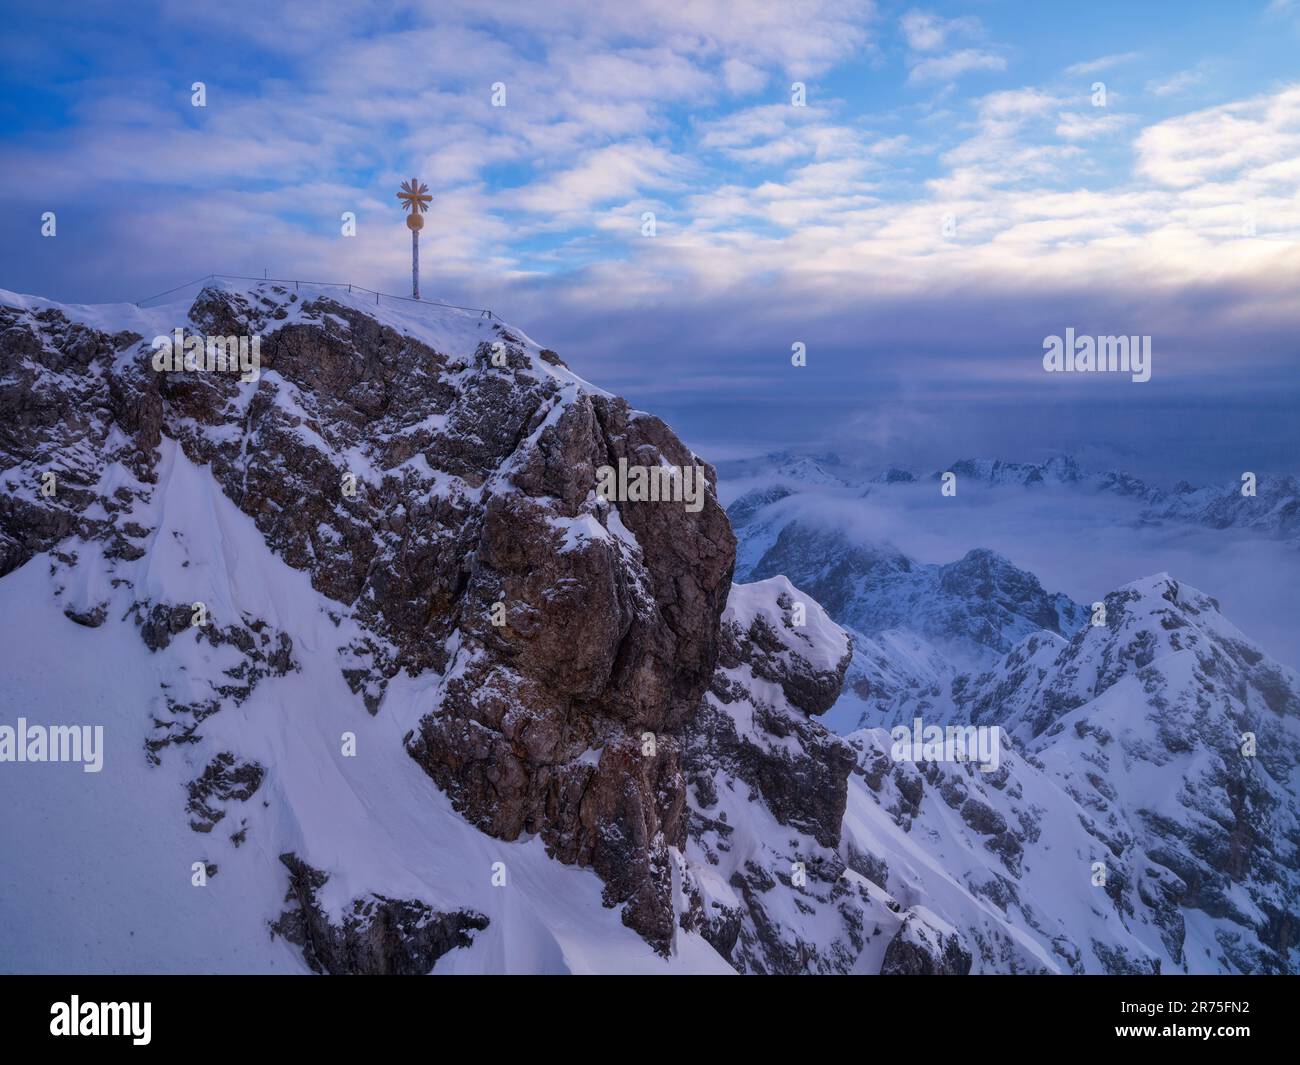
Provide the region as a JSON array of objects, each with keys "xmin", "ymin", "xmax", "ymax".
[
  {"xmin": 719, "ymin": 452, "xmax": 1300, "ymax": 974},
  {"xmin": 716, "ymin": 449, "xmax": 849, "ymax": 490},
  {"xmin": 691, "ymin": 572, "xmax": 1300, "ymax": 973},
  {"xmin": 748, "ymin": 530, "xmax": 1087, "ymax": 658},
  {"xmin": 953, "ymin": 574, "xmax": 1300, "ymax": 973},
  {"xmin": 1147, "ymin": 474, "xmax": 1300, "ymax": 539},
  {"xmin": 730, "ymin": 515, "xmax": 1090, "ymax": 733},
  {"xmin": 1, "ymin": 282, "xmax": 1294, "ymax": 976},
  {"xmin": 939, "ymin": 456, "xmax": 1300, "ymax": 538},
  {"xmin": 0, "ymin": 280, "xmax": 735, "ymax": 972},
  {"xmin": 939, "ymin": 455, "xmax": 1087, "ymax": 489},
  {"xmin": 682, "ymin": 575, "xmax": 1151, "ymax": 974}
]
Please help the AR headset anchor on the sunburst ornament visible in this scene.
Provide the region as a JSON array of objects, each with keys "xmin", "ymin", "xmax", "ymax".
[
  {"xmin": 397, "ymin": 178, "xmax": 431, "ymax": 299},
  {"xmin": 397, "ymin": 178, "xmax": 431, "ymax": 229}
]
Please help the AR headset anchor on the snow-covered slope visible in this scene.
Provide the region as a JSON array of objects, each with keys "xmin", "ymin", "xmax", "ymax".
[{"xmin": 838, "ymin": 573, "xmax": 1300, "ymax": 973}]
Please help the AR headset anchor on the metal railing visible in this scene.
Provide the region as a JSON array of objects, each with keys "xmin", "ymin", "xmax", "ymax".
[{"xmin": 134, "ymin": 273, "xmax": 495, "ymax": 318}]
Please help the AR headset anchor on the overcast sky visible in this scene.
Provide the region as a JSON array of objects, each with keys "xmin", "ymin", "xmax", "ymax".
[{"xmin": 2, "ymin": 1, "xmax": 1297, "ymax": 476}]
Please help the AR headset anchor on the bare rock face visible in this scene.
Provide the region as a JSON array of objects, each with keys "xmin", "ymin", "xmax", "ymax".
[
  {"xmin": 186, "ymin": 752, "xmax": 265, "ymax": 833},
  {"xmin": 404, "ymin": 394, "xmax": 736, "ymax": 952}
]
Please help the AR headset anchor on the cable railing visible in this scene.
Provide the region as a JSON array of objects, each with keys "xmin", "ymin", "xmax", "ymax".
[{"xmin": 133, "ymin": 273, "xmax": 496, "ymax": 318}]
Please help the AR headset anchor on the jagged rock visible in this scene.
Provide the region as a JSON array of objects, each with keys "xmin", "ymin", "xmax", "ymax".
[
  {"xmin": 127, "ymin": 602, "xmax": 297, "ymax": 762},
  {"xmin": 186, "ymin": 752, "xmax": 265, "ymax": 833},
  {"xmin": 271, "ymin": 854, "xmax": 487, "ymax": 975},
  {"xmin": 403, "ymin": 389, "xmax": 735, "ymax": 953},
  {"xmin": 63, "ymin": 603, "xmax": 107, "ymax": 627},
  {"xmin": 881, "ymin": 914, "xmax": 973, "ymax": 975},
  {"xmin": 688, "ymin": 577, "xmax": 853, "ymax": 849},
  {"xmin": 684, "ymin": 578, "xmax": 886, "ymax": 973}
]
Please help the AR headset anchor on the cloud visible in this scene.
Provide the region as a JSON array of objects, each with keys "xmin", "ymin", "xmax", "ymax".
[
  {"xmin": 908, "ymin": 49, "xmax": 1006, "ymax": 85},
  {"xmin": 175, "ymin": 0, "xmax": 880, "ymax": 80},
  {"xmin": 722, "ymin": 58, "xmax": 769, "ymax": 94},
  {"xmin": 696, "ymin": 103, "xmax": 892, "ymax": 166},
  {"xmin": 1065, "ymin": 52, "xmax": 1141, "ymax": 76},
  {"xmin": 3, "ymin": 0, "xmax": 1300, "ymax": 468},
  {"xmin": 1135, "ymin": 84, "xmax": 1300, "ymax": 188},
  {"xmin": 1147, "ymin": 68, "xmax": 1207, "ymax": 97},
  {"xmin": 505, "ymin": 141, "xmax": 695, "ymax": 220},
  {"xmin": 1055, "ymin": 110, "xmax": 1132, "ymax": 140},
  {"xmin": 899, "ymin": 9, "xmax": 1001, "ymax": 86},
  {"xmin": 899, "ymin": 9, "xmax": 982, "ymax": 52}
]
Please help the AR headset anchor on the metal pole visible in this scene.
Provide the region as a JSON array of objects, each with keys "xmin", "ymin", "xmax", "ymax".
[{"xmin": 412, "ymin": 228, "xmax": 420, "ymax": 300}]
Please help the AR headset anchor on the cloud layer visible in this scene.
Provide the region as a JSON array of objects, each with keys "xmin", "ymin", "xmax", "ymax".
[{"xmin": 1, "ymin": 1, "xmax": 1297, "ymax": 462}]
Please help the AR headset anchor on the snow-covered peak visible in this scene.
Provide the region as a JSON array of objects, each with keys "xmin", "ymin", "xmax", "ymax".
[
  {"xmin": 939, "ymin": 455, "xmax": 1084, "ymax": 487},
  {"xmin": 722, "ymin": 575, "xmax": 850, "ymax": 682},
  {"xmin": 0, "ymin": 279, "xmax": 605, "ymax": 397}
]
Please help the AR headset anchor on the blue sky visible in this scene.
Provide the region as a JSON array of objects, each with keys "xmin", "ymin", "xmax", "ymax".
[{"xmin": 2, "ymin": 0, "xmax": 1298, "ymax": 475}]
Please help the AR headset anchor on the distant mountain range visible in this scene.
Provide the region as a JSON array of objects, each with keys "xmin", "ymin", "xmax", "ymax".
[
  {"xmin": 689, "ymin": 570, "xmax": 1300, "ymax": 973},
  {"xmin": 713, "ymin": 449, "xmax": 1300, "ymax": 973},
  {"xmin": 723, "ymin": 450, "xmax": 1300, "ymax": 543}
]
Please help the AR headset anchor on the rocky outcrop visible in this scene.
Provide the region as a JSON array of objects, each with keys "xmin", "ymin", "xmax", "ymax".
[
  {"xmin": 880, "ymin": 914, "xmax": 973, "ymax": 975},
  {"xmin": 689, "ymin": 577, "xmax": 854, "ymax": 850},
  {"xmin": 185, "ymin": 752, "xmax": 266, "ymax": 833},
  {"xmin": 399, "ymin": 371, "xmax": 735, "ymax": 953},
  {"xmin": 680, "ymin": 578, "xmax": 1001, "ymax": 975},
  {"xmin": 271, "ymin": 854, "xmax": 488, "ymax": 975}
]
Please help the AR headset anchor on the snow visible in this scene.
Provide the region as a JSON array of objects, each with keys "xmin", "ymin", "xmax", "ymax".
[
  {"xmin": 840, "ymin": 729, "xmax": 1158, "ymax": 973},
  {"xmin": 548, "ymin": 512, "xmax": 611, "ymax": 554}
]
